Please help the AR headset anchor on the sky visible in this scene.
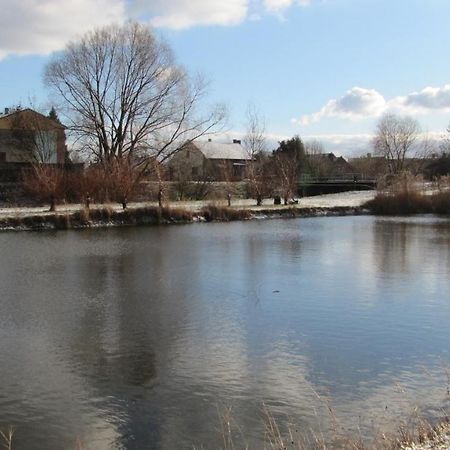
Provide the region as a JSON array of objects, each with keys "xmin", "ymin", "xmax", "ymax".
[{"xmin": 1, "ymin": 0, "xmax": 450, "ymax": 156}]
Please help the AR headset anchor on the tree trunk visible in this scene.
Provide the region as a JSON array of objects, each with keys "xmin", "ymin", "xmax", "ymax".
[
  {"xmin": 49, "ymin": 196, "xmax": 56, "ymax": 212},
  {"xmin": 256, "ymin": 194, "xmax": 262, "ymax": 206},
  {"xmin": 158, "ymin": 188, "xmax": 163, "ymax": 208}
]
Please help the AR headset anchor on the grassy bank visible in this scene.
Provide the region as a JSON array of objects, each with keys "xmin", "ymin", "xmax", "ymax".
[
  {"xmin": 0, "ymin": 205, "xmax": 195, "ymax": 231},
  {"xmin": 0, "ymin": 204, "xmax": 366, "ymax": 231}
]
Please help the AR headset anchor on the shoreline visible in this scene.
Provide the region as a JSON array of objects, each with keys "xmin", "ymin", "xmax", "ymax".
[
  {"xmin": 0, "ymin": 190, "xmax": 375, "ymax": 232},
  {"xmin": 0, "ymin": 203, "xmax": 368, "ymax": 232}
]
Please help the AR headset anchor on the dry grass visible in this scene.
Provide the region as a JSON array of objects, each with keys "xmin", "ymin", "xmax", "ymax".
[
  {"xmin": 364, "ymin": 191, "xmax": 450, "ymax": 216},
  {"xmin": 200, "ymin": 204, "xmax": 252, "ymax": 222},
  {"xmin": 364, "ymin": 174, "xmax": 450, "ymax": 216},
  {"xmin": 364, "ymin": 192, "xmax": 432, "ymax": 215},
  {"xmin": 0, "ymin": 205, "xmax": 195, "ymax": 231},
  {"xmin": 208, "ymin": 405, "xmax": 450, "ymax": 450},
  {"xmin": 0, "ymin": 427, "xmax": 14, "ymax": 450}
]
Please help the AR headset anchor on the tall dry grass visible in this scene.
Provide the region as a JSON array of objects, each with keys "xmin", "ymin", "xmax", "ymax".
[
  {"xmin": 200, "ymin": 204, "xmax": 251, "ymax": 222},
  {"xmin": 365, "ymin": 174, "xmax": 450, "ymax": 215}
]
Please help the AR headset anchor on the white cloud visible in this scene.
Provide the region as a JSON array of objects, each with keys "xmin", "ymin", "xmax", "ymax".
[
  {"xmin": 263, "ymin": 0, "xmax": 294, "ymax": 12},
  {"xmin": 391, "ymin": 84, "xmax": 450, "ymax": 114},
  {"xmin": 0, "ymin": 0, "xmax": 322, "ymax": 58},
  {"xmin": 304, "ymin": 133, "xmax": 373, "ymax": 157},
  {"xmin": 0, "ymin": 0, "xmax": 125, "ymax": 59},
  {"xmin": 134, "ymin": 0, "xmax": 249, "ymax": 29},
  {"xmin": 295, "ymin": 87, "xmax": 387, "ymax": 125},
  {"xmin": 263, "ymin": 0, "xmax": 312, "ymax": 12},
  {"xmin": 295, "ymin": 83, "xmax": 450, "ymax": 126}
]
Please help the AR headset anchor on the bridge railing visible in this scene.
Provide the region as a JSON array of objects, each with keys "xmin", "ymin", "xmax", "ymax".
[{"xmin": 299, "ymin": 173, "xmax": 376, "ymax": 184}]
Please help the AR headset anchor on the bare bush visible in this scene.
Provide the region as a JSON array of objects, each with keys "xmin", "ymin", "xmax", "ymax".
[{"xmin": 22, "ymin": 165, "xmax": 66, "ymax": 211}]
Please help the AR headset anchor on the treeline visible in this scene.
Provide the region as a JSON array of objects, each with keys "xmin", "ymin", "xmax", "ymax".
[{"xmin": 22, "ymin": 159, "xmax": 161, "ymax": 211}]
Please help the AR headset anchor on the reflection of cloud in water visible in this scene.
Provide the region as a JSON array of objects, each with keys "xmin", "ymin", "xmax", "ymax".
[{"xmin": 0, "ymin": 333, "xmax": 123, "ymax": 450}]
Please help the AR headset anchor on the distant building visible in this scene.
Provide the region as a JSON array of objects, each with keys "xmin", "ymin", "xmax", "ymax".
[
  {"xmin": 169, "ymin": 139, "xmax": 251, "ymax": 181},
  {"xmin": 0, "ymin": 108, "xmax": 66, "ymax": 165},
  {"xmin": 307, "ymin": 152, "xmax": 355, "ymax": 178}
]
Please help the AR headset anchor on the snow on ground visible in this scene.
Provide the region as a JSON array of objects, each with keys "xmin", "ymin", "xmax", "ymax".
[{"xmin": 0, "ymin": 190, "xmax": 376, "ymax": 218}]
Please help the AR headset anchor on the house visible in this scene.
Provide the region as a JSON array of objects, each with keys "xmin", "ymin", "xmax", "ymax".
[
  {"xmin": 306, "ymin": 152, "xmax": 355, "ymax": 178},
  {"xmin": 169, "ymin": 139, "xmax": 251, "ymax": 181},
  {"xmin": 0, "ymin": 108, "xmax": 66, "ymax": 165}
]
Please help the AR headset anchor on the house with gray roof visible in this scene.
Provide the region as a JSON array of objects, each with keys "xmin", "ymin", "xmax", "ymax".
[{"xmin": 168, "ymin": 139, "xmax": 251, "ymax": 181}]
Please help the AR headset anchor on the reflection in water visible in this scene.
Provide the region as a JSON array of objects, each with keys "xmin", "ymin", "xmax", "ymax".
[{"xmin": 0, "ymin": 216, "xmax": 449, "ymax": 449}]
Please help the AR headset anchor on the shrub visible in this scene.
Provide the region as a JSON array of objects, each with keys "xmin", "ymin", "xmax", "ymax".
[
  {"xmin": 364, "ymin": 191, "xmax": 432, "ymax": 215},
  {"xmin": 200, "ymin": 205, "xmax": 251, "ymax": 222},
  {"xmin": 431, "ymin": 191, "xmax": 450, "ymax": 215}
]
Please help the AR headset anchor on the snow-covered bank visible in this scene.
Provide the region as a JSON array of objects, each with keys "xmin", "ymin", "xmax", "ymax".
[
  {"xmin": 0, "ymin": 190, "xmax": 375, "ymax": 219},
  {"xmin": 0, "ymin": 191, "xmax": 375, "ymax": 231}
]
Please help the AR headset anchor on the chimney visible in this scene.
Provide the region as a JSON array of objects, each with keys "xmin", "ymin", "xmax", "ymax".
[
  {"xmin": 233, "ymin": 139, "xmax": 241, "ymax": 144},
  {"xmin": 4, "ymin": 107, "xmax": 9, "ymax": 115}
]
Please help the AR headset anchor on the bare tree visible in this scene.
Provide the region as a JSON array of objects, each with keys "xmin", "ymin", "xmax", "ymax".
[
  {"xmin": 304, "ymin": 140, "xmax": 329, "ymax": 178},
  {"xmin": 23, "ymin": 165, "xmax": 66, "ymax": 211},
  {"xmin": 243, "ymin": 105, "xmax": 266, "ymax": 206},
  {"xmin": 219, "ymin": 160, "xmax": 235, "ymax": 206},
  {"xmin": 107, "ymin": 159, "xmax": 141, "ymax": 209},
  {"xmin": 373, "ymin": 114, "xmax": 421, "ymax": 175},
  {"xmin": 44, "ymin": 21, "xmax": 226, "ymax": 167},
  {"xmin": 440, "ymin": 124, "xmax": 450, "ymax": 154},
  {"xmin": 273, "ymin": 153, "xmax": 298, "ymax": 205}
]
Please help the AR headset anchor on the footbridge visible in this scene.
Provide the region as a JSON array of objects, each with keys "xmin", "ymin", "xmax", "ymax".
[{"xmin": 298, "ymin": 174, "xmax": 377, "ymax": 196}]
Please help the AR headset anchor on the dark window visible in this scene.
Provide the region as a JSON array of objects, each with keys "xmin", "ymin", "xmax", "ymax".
[{"xmin": 0, "ymin": 152, "xmax": 6, "ymax": 163}]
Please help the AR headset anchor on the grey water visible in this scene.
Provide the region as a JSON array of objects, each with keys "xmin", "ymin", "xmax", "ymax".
[{"xmin": 0, "ymin": 216, "xmax": 449, "ymax": 449}]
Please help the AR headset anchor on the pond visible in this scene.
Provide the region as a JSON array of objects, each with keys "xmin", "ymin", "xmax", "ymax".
[{"xmin": 0, "ymin": 216, "xmax": 449, "ymax": 449}]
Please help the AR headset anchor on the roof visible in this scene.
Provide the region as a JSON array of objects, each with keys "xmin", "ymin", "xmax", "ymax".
[
  {"xmin": 193, "ymin": 141, "xmax": 251, "ymax": 161},
  {"xmin": 0, "ymin": 108, "xmax": 65, "ymax": 129}
]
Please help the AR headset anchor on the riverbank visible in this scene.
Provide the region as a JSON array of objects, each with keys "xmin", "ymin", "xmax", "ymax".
[
  {"xmin": 0, "ymin": 191, "xmax": 374, "ymax": 231},
  {"xmin": 400, "ymin": 421, "xmax": 450, "ymax": 450}
]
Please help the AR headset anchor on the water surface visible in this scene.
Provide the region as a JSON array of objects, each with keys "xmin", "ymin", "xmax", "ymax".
[{"xmin": 0, "ymin": 216, "xmax": 449, "ymax": 449}]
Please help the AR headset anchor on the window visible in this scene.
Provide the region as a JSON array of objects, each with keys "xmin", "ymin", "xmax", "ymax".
[{"xmin": 0, "ymin": 152, "xmax": 6, "ymax": 163}]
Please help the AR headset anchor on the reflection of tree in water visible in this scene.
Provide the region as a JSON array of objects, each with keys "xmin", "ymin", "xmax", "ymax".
[
  {"xmin": 374, "ymin": 220, "xmax": 409, "ymax": 275},
  {"xmin": 374, "ymin": 219, "xmax": 450, "ymax": 277},
  {"xmin": 63, "ymin": 248, "xmax": 168, "ymax": 448}
]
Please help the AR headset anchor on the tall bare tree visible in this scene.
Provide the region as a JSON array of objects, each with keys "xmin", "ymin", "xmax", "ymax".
[
  {"xmin": 44, "ymin": 21, "xmax": 226, "ymax": 167},
  {"xmin": 273, "ymin": 152, "xmax": 298, "ymax": 205},
  {"xmin": 373, "ymin": 114, "xmax": 420, "ymax": 175},
  {"xmin": 243, "ymin": 105, "xmax": 266, "ymax": 205},
  {"xmin": 304, "ymin": 140, "xmax": 328, "ymax": 178}
]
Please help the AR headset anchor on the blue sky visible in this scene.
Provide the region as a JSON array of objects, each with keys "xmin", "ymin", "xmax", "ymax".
[{"xmin": 1, "ymin": 0, "xmax": 450, "ymax": 155}]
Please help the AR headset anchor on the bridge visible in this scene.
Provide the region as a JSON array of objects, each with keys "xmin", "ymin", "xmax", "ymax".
[{"xmin": 298, "ymin": 174, "xmax": 377, "ymax": 196}]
